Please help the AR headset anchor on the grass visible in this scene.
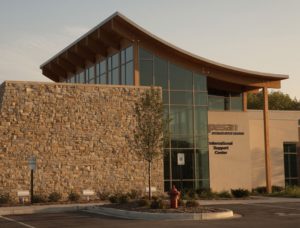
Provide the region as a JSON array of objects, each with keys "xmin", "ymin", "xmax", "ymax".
[{"xmin": 270, "ymin": 186, "xmax": 300, "ymax": 198}]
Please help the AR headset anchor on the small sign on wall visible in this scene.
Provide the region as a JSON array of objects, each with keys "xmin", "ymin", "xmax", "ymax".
[{"xmin": 177, "ymin": 153, "xmax": 185, "ymax": 165}]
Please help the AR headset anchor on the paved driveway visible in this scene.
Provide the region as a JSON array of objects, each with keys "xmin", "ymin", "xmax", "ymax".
[{"xmin": 1, "ymin": 202, "xmax": 300, "ymax": 228}]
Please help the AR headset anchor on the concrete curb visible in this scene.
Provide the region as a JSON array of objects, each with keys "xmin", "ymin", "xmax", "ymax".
[
  {"xmin": 83, "ymin": 206, "xmax": 235, "ymax": 220},
  {"xmin": 0, "ymin": 203, "xmax": 105, "ymax": 216}
]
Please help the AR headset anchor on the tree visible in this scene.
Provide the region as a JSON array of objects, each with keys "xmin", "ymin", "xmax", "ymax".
[
  {"xmin": 248, "ymin": 91, "xmax": 300, "ymax": 110},
  {"xmin": 134, "ymin": 87, "xmax": 166, "ymax": 200}
]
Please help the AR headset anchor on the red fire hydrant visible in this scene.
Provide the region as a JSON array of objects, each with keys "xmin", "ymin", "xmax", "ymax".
[{"xmin": 170, "ymin": 185, "xmax": 180, "ymax": 209}]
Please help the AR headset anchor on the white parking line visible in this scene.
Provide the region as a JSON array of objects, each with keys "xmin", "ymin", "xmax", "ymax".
[{"xmin": 0, "ymin": 215, "xmax": 35, "ymax": 228}]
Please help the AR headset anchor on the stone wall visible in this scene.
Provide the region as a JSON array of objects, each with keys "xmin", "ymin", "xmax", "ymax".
[{"xmin": 0, "ymin": 81, "xmax": 163, "ymax": 201}]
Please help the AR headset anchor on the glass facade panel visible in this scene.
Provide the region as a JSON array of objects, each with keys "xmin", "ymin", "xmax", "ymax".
[
  {"xmin": 79, "ymin": 71, "xmax": 85, "ymax": 83},
  {"xmin": 171, "ymin": 149, "xmax": 194, "ymax": 180},
  {"xmin": 194, "ymin": 73, "xmax": 207, "ymax": 91},
  {"xmin": 208, "ymin": 95, "xmax": 225, "ymax": 110},
  {"xmin": 126, "ymin": 46, "xmax": 133, "ymax": 61},
  {"xmin": 139, "ymin": 47, "xmax": 209, "ymax": 191},
  {"xmin": 194, "ymin": 107, "xmax": 208, "ymax": 136},
  {"xmin": 284, "ymin": 143, "xmax": 299, "ymax": 186},
  {"xmin": 170, "ymin": 91, "xmax": 193, "ymax": 105},
  {"xmin": 112, "ymin": 53, "xmax": 119, "ymax": 68},
  {"xmin": 170, "ymin": 106, "xmax": 193, "ymax": 136},
  {"xmin": 170, "ymin": 63, "xmax": 193, "ymax": 90},
  {"xmin": 139, "ymin": 48, "xmax": 152, "ymax": 60},
  {"xmin": 112, "ymin": 68, "xmax": 119, "ymax": 84},
  {"xmin": 125, "ymin": 62, "xmax": 134, "ymax": 85},
  {"xmin": 195, "ymin": 92, "xmax": 208, "ymax": 106},
  {"xmin": 140, "ymin": 60, "xmax": 153, "ymax": 85},
  {"xmin": 154, "ymin": 56, "xmax": 168, "ymax": 89},
  {"xmin": 231, "ymin": 94, "xmax": 243, "ymax": 111}
]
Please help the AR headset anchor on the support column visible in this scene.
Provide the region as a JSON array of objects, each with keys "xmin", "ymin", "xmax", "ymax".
[
  {"xmin": 263, "ymin": 86, "xmax": 272, "ymax": 193},
  {"xmin": 133, "ymin": 41, "xmax": 140, "ymax": 86},
  {"xmin": 243, "ymin": 92, "xmax": 247, "ymax": 112}
]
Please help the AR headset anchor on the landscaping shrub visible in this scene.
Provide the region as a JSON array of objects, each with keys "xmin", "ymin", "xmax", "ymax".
[
  {"xmin": 196, "ymin": 188, "xmax": 217, "ymax": 199},
  {"xmin": 32, "ymin": 194, "xmax": 47, "ymax": 203},
  {"xmin": 0, "ymin": 193, "xmax": 11, "ymax": 204},
  {"xmin": 48, "ymin": 192, "xmax": 62, "ymax": 202},
  {"xmin": 187, "ymin": 189, "xmax": 196, "ymax": 199},
  {"xmin": 96, "ymin": 191, "xmax": 110, "ymax": 201},
  {"xmin": 118, "ymin": 194, "xmax": 130, "ymax": 204},
  {"xmin": 137, "ymin": 199, "xmax": 150, "ymax": 207},
  {"xmin": 231, "ymin": 188, "xmax": 250, "ymax": 198},
  {"xmin": 178, "ymin": 199, "xmax": 185, "ymax": 207},
  {"xmin": 272, "ymin": 186, "xmax": 284, "ymax": 193},
  {"xmin": 185, "ymin": 199, "xmax": 199, "ymax": 207},
  {"xmin": 252, "ymin": 186, "xmax": 267, "ymax": 194},
  {"xmin": 253, "ymin": 186, "xmax": 284, "ymax": 195},
  {"xmin": 128, "ymin": 190, "xmax": 142, "ymax": 200},
  {"xmin": 218, "ymin": 191, "xmax": 232, "ymax": 198},
  {"xmin": 283, "ymin": 186, "xmax": 300, "ymax": 198},
  {"xmin": 108, "ymin": 195, "xmax": 119, "ymax": 203},
  {"xmin": 150, "ymin": 199, "xmax": 166, "ymax": 209},
  {"xmin": 68, "ymin": 192, "xmax": 80, "ymax": 202}
]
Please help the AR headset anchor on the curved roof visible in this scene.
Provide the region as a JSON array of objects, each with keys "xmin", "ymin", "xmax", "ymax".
[{"xmin": 40, "ymin": 12, "xmax": 288, "ymax": 88}]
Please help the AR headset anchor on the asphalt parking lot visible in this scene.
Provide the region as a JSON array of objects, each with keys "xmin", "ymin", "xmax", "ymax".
[{"xmin": 1, "ymin": 202, "xmax": 300, "ymax": 228}]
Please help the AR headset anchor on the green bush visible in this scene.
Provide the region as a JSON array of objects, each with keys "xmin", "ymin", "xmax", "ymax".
[
  {"xmin": 283, "ymin": 186, "xmax": 300, "ymax": 197},
  {"xmin": 137, "ymin": 199, "xmax": 150, "ymax": 207},
  {"xmin": 68, "ymin": 192, "xmax": 80, "ymax": 202},
  {"xmin": 119, "ymin": 194, "xmax": 130, "ymax": 204},
  {"xmin": 252, "ymin": 186, "xmax": 267, "ymax": 194},
  {"xmin": 32, "ymin": 194, "xmax": 47, "ymax": 203},
  {"xmin": 97, "ymin": 191, "xmax": 110, "ymax": 201},
  {"xmin": 218, "ymin": 191, "xmax": 232, "ymax": 198},
  {"xmin": 150, "ymin": 199, "xmax": 166, "ymax": 209},
  {"xmin": 108, "ymin": 195, "xmax": 119, "ymax": 203},
  {"xmin": 186, "ymin": 199, "xmax": 199, "ymax": 207},
  {"xmin": 231, "ymin": 188, "xmax": 250, "ymax": 198},
  {"xmin": 272, "ymin": 186, "xmax": 284, "ymax": 193},
  {"xmin": 196, "ymin": 188, "xmax": 217, "ymax": 199},
  {"xmin": 0, "ymin": 193, "xmax": 11, "ymax": 204},
  {"xmin": 48, "ymin": 192, "xmax": 62, "ymax": 202},
  {"xmin": 253, "ymin": 186, "xmax": 284, "ymax": 195}
]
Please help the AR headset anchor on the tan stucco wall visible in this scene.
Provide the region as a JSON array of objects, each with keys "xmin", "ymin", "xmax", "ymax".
[
  {"xmin": 208, "ymin": 110, "xmax": 300, "ymax": 191},
  {"xmin": 0, "ymin": 81, "xmax": 163, "ymax": 201}
]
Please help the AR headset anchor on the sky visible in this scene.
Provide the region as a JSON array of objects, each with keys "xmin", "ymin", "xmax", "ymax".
[{"xmin": 0, "ymin": 0, "xmax": 299, "ymax": 98}]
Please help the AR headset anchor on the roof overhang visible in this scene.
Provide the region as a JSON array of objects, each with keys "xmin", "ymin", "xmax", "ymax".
[{"xmin": 40, "ymin": 12, "xmax": 288, "ymax": 90}]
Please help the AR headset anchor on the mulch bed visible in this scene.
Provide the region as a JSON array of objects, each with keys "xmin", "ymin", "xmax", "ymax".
[{"xmin": 101, "ymin": 201, "xmax": 226, "ymax": 213}]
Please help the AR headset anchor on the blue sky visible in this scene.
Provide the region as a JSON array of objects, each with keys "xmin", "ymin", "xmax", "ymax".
[{"xmin": 0, "ymin": 0, "xmax": 299, "ymax": 98}]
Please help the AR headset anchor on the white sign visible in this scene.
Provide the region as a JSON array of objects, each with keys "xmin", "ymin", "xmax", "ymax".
[
  {"xmin": 83, "ymin": 189, "xmax": 95, "ymax": 196},
  {"xmin": 17, "ymin": 190, "xmax": 30, "ymax": 197},
  {"xmin": 28, "ymin": 156, "xmax": 36, "ymax": 170},
  {"xmin": 177, "ymin": 153, "xmax": 185, "ymax": 165},
  {"xmin": 145, "ymin": 187, "xmax": 157, "ymax": 193}
]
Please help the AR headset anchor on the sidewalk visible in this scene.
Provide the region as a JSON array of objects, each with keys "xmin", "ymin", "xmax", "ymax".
[{"xmin": 0, "ymin": 202, "xmax": 106, "ymax": 216}]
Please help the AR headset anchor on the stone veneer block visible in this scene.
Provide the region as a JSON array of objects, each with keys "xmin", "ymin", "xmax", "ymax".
[{"xmin": 0, "ymin": 81, "xmax": 163, "ymax": 201}]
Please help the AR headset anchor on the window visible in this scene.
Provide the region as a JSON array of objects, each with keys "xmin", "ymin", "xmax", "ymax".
[
  {"xmin": 284, "ymin": 143, "xmax": 299, "ymax": 186},
  {"xmin": 139, "ymin": 47, "xmax": 209, "ymax": 191}
]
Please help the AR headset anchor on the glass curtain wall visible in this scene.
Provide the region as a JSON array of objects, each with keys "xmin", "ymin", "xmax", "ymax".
[
  {"xmin": 284, "ymin": 143, "xmax": 299, "ymax": 186},
  {"xmin": 139, "ymin": 48, "xmax": 209, "ymax": 191},
  {"xmin": 65, "ymin": 46, "xmax": 133, "ymax": 86},
  {"xmin": 208, "ymin": 89, "xmax": 243, "ymax": 111}
]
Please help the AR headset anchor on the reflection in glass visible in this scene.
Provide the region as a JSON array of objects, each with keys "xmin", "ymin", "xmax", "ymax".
[
  {"xmin": 170, "ymin": 91, "xmax": 193, "ymax": 105},
  {"xmin": 125, "ymin": 62, "xmax": 134, "ymax": 85},
  {"xmin": 194, "ymin": 73, "xmax": 207, "ymax": 91},
  {"xmin": 170, "ymin": 106, "xmax": 193, "ymax": 135},
  {"xmin": 170, "ymin": 63, "xmax": 193, "ymax": 90},
  {"xmin": 140, "ymin": 60, "xmax": 153, "ymax": 85},
  {"xmin": 154, "ymin": 56, "xmax": 168, "ymax": 89}
]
